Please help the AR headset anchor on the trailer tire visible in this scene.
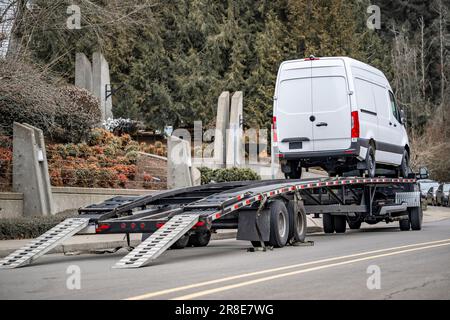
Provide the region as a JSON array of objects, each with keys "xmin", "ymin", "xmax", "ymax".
[
  {"xmin": 323, "ymin": 214, "xmax": 335, "ymax": 234},
  {"xmin": 171, "ymin": 234, "xmax": 190, "ymax": 249},
  {"xmin": 268, "ymin": 200, "xmax": 289, "ymax": 248},
  {"xmin": 409, "ymin": 206, "xmax": 423, "ymax": 231},
  {"xmin": 399, "ymin": 218, "xmax": 410, "ymax": 231},
  {"xmin": 334, "ymin": 215, "xmax": 347, "ymax": 233},
  {"xmin": 287, "ymin": 201, "xmax": 307, "ymax": 243},
  {"xmin": 188, "ymin": 231, "xmax": 211, "ymax": 247}
]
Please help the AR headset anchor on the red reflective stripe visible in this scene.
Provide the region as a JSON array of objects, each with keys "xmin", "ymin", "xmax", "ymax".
[
  {"xmin": 195, "ymin": 221, "xmax": 205, "ymax": 227},
  {"xmin": 156, "ymin": 222, "xmax": 165, "ymax": 229}
]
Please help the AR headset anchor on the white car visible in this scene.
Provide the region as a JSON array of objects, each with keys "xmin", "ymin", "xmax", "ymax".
[{"xmin": 273, "ymin": 56, "xmax": 410, "ymax": 178}]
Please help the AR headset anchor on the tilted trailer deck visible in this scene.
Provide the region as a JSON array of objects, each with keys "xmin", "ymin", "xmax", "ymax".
[{"xmin": 0, "ymin": 176, "xmax": 422, "ymax": 269}]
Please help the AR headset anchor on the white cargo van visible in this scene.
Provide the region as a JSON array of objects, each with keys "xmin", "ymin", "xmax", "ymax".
[{"xmin": 273, "ymin": 56, "xmax": 410, "ymax": 178}]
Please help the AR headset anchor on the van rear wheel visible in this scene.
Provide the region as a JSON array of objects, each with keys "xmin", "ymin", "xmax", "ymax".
[
  {"xmin": 399, "ymin": 150, "xmax": 410, "ymax": 178},
  {"xmin": 284, "ymin": 161, "xmax": 302, "ymax": 179},
  {"xmin": 365, "ymin": 145, "xmax": 376, "ymax": 178}
]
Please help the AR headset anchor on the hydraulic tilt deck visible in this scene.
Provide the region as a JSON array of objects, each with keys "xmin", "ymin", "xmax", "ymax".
[{"xmin": 0, "ymin": 176, "xmax": 421, "ymax": 269}]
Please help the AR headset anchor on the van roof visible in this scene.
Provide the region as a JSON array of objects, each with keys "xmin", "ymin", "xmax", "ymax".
[
  {"xmin": 278, "ymin": 56, "xmax": 389, "ymax": 88},
  {"xmin": 279, "ymin": 56, "xmax": 386, "ymax": 78}
]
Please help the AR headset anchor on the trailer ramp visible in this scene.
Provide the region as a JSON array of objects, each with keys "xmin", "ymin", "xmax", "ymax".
[
  {"xmin": 113, "ymin": 214, "xmax": 199, "ymax": 269},
  {"xmin": 0, "ymin": 218, "xmax": 90, "ymax": 269}
]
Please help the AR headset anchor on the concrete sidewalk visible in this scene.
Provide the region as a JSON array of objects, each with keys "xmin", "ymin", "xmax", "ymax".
[{"xmin": 1, "ymin": 207, "xmax": 448, "ymax": 258}]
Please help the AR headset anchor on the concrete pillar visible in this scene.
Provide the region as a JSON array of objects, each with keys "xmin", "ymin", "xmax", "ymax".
[
  {"xmin": 12, "ymin": 123, "xmax": 54, "ymax": 216},
  {"xmin": 226, "ymin": 91, "xmax": 245, "ymax": 168},
  {"xmin": 167, "ymin": 136, "xmax": 194, "ymax": 189},
  {"xmin": 75, "ymin": 53, "xmax": 93, "ymax": 92},
  {"xmin": 92, "ymin": 52, "xmax": 113, "ymax": 121},
  {"xmin": 214, "ymin": 91, "xmax": 230, "ymax": 167}
]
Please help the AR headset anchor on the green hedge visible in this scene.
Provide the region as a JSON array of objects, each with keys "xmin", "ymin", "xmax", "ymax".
[
  {"xmin": 0, "ymin": 212, "xmax": 77, "ymax": 240},
  {"xmin": 198, "ymin": 167, "xmax": 260, "ymax": 185}
]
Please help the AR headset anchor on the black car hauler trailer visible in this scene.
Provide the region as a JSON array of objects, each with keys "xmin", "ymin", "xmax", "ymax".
[{"xmin": 0, "ymin": 176, "xmax": 422, "ymax": 269}]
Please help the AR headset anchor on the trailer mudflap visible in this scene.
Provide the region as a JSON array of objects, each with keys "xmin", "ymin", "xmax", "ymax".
[{"xmin": 237, "ymin": 209, "xmax": 270, "ymax": 242}]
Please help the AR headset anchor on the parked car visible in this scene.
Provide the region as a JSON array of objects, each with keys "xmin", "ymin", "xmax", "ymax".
[
  {"xmin": 273, "ymin": 56, "xmax": 410, "ymax": 179},
  {"xmin": 418, "ymin": 179, "xmax": 439, "ymax": 198},
  {"xmin": 426, "ymin": 186, "xmax": 439, "ymax": 206},
  {"xmin": 436, "ymin": 183, "xmax": 450, "ymax": 207}
]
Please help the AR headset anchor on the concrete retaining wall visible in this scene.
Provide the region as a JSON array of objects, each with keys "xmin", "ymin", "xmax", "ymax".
[
  {"xmin": 0, "ymin": 187, "xmax": 152, "ymax": 218},
  {"xmin": 0, "ymin": 193, "xmax": 23, "ymax": 219}
]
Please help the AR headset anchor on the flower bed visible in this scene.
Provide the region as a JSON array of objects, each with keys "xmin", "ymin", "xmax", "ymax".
[
  {"xmin": 0, "ymin": 136, "xmax": 13, "ymax": 191},
  {"xmin": 47, "ymin": 128, "xmax": 167, "ymax": 189}
]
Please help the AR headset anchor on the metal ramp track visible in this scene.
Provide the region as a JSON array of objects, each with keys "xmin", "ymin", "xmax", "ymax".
[
  {"xmin": 113, "ymin": 214, "xmax": 199, "ymax": 269},
  {"xmin": 0, "ymin": 218, "xmax": 90, "ymax": 269}
]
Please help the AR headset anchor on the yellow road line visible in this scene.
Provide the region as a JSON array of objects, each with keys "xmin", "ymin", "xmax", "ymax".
[
  {"xmin": 172, "ymin": 242, "xmax": 450, "ymax": 300},
  {"xmin": 125, "ymin": 238, "xmax": 450, "ymax": 300}
]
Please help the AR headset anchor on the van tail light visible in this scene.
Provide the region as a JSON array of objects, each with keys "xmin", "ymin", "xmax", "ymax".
[
  {"xmin": 272, "ymin": 116, "xmax": 278, "ymax": 143},
  {"xmin": 351, "ymin": 111, "xmax": 360, "ymax": 138}
]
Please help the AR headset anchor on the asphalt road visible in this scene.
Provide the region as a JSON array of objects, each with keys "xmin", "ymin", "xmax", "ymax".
[{"xmin": 1, "ymin": 217, "xmax": 450, "ymax": 300}]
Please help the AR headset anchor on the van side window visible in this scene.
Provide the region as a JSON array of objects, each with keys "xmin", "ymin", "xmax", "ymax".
[{"xmin": 388, "ymin": 91, "xmax": 401, "ymax": 122}]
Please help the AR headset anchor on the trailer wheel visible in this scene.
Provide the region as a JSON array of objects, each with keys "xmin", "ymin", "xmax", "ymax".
[
  {"xmin": 323, "ymin": 214, "xmax": 335, "ymax": 234},
  {"xmin": 409, "ymin": 206, "xmax": 423, "ymax": 231},
  {"xmin": 268, "ymin": 200, "xmax": 289, "ymax": 248},
  {"xmin": 334, "ymin": 216, "xmax": 347, "ymax": 233},
  {"xmin": 399, "ymin": 218, "xmax": 410, "ymax": 231},
  {"xmin": 171, "ymin": 234, "xmax": 190, "ymax": 249},
  {"xmin": 287, "ymin": 201, "xmax": 307, "ymax": 243},
  {"xmin": 188, "ymin": 231, "xmax": 211, "ymax": 247}
]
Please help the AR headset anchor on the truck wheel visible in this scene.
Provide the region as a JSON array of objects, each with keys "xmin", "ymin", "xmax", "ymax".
[
  {"xmin": 188, "ymin": 231, "xmax": 211, "ymax": 247},
  {"xmin": 287, "ymin": 201, "xmax": 307, "ymax": 243},
  {"xmin": 399, "ymin": 218, "xmax": 410, "ymax": 231},
  {"xmin": 334, "ymin": 216, "xmax": 347, "ymax": 233},
  {"xmin": 409, "ymin": 206, "xmax": 423, "ymax": 231},
  {"xmin": 171, "ymin": 234, "xmax": 190, "ymax": 249},
  {"xmin": 268, "ymin": 200, "xmax": 289, "ymax": 248},
  {"xmin": 323, "ymin": 214, "xmax": 335, "ymax": 234},
  {"xmin": 347, "ymin": 217, "xmax": 362, "ymax": 230},
  {"xmin": 365, "ymin": 145, "xmax": 376, "ymax": 178},
  {"xmin": 399, "ymin": 150, "xmax": 410, "ymax": 178}
]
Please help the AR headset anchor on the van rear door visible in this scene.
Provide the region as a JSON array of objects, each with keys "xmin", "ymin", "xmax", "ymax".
[
  {"xmin": 276, "ymin": 62, "xmax": 314, "ymax": 153},
  {"xmin": 311, "ymin": 59, "xmax": 351, "ymax": 151}
]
